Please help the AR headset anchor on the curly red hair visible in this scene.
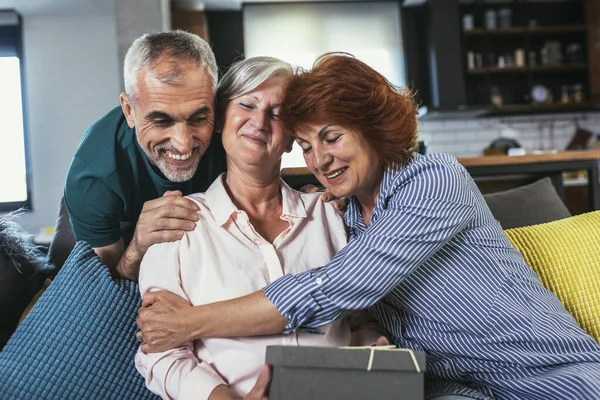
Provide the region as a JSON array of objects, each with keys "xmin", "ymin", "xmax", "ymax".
[{"xmin": 280, "ymin": 53, "xmax": 419, "ymax": 167}]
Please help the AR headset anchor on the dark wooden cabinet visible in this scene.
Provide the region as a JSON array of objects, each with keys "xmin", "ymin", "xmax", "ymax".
[
  {"xmin": 171, "ymin": 10, "xmax": 245, "ymax": 78},
  {"xmin": 586, "ymin": 0, "xmax": 600, "ymax": 105},
  {"xmin": 458, "ymin": 0, "xmax": 597, "ymax": 116},
  {"xmin": 403, "ymin": 0, "xmax": 468, "ymax": 111}
]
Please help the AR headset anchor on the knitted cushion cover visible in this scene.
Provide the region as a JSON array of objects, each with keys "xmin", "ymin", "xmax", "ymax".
[
  {"xmin": 0, "ymin": 241, "xmax": 157, "ymax": 399},
  {"xmin": 505, "ymin": 211, "xmax": 600, "ymax": 343}
]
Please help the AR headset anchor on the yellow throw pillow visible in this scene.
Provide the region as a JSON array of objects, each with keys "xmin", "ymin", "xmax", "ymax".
[{"xmin": 504, "ymin": 211, "xmax": 600, "ymax": 343}]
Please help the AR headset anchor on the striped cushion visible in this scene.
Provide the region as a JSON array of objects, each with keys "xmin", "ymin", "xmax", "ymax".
[
  {"xmin": 505, "ymin": 211, "xmax": 600, "ymax": 343},
  {"xmin": 0, "ymin": 241, "xmax": 157, "ymax": 399}
]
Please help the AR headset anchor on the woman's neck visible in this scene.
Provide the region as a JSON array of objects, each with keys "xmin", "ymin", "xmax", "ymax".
[
  {"xmin": 224, "ymin": 159, "xmax": 282, "ymax": 216},
  {"xmin": 355, "ymin": 167, "xmax": 384, "ymax": 227}
]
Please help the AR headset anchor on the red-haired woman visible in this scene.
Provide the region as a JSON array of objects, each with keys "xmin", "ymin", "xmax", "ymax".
[{"xmin": 138, "ymin": 54, "xmax": 600, "ymax": 400}]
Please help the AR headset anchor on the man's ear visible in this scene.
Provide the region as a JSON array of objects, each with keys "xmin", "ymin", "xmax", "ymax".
[{"xmin": 119, "ymin": 93, "xmax": 136, "ymax": 129}]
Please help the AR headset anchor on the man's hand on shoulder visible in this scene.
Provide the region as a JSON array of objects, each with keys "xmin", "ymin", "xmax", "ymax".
[
  {"xmin": 300, "ymin": 184, "xmax": 348, "ymax": 213},
  {"xmin": 131, "ymin": 190, "xmax": 200, "ymax": 259},
  {"xmin": 95, "ymin": 191, "xmax": 200, "ymax": 281}
]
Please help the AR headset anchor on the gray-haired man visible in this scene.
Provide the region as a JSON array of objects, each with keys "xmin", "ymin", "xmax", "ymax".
[{"xmin": 65, "ymin": 30, "xmax": 225, "ymax": 282}]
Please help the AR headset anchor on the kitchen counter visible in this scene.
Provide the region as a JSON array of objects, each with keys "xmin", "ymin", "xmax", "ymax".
[
  {"xmin": 281, "ymin": 150, "xmax": 600, "ymax": 211},
  {"xmin": 457, "ymin": 149, "xmax": 600, "ymax": 168}
]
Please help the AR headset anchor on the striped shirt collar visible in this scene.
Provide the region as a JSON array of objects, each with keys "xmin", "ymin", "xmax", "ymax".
[
  {"xmin": 345, "ymin": 156, "xmax": 416, "ymax": 230},
  {"xmin": 205, "ymin": 173, "xmax": 307, "ymax": 226}
]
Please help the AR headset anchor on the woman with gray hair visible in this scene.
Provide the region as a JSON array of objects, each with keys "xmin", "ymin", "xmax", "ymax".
[{"xmin": 135, "ymin": 56, "xmax": 385, "ymax": 400}]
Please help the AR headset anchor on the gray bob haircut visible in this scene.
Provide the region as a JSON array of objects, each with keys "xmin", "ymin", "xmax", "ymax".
[
  {"xmin": 216, "ymin": 56, "xmax": 294, "ymax": 118},
  {"xmin": 123, "ymin": 30, "xmax": 218, "ymax": 102}
]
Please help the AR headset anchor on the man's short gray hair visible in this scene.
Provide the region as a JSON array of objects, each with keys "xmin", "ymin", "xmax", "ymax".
[
  {"xmin": 124, "ymin": 30, "xmax": 218, "ymax": 103},
  {"xmin": 216, "ymin": 56, "xmax": 294, "ymax": 119}
]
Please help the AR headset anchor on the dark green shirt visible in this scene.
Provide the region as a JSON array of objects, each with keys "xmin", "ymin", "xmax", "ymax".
[{"xmin": 64, "ymin": 106, "xmax": 226, "ymax": 248}]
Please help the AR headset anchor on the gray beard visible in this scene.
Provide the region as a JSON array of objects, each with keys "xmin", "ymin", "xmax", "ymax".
[
  {"xmin": 137, "ymin": 138, "xmax": 203, "ymax": 183},
  {"xmin": 148, "ymin": 151, "xmax": 200, "ymax": 182}
]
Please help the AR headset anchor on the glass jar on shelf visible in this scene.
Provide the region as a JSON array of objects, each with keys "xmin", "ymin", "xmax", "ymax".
[
  {"xmin": 560, "ymin": 86, "xmax": 570, "ymax": 104},
  {"xmin": 498, "ymin": 8, "xmax": 512, "ymax": 28},
  {"xmin": 490, "ymin": 86, "xmax": 503, "ymax": 107},
  {"xmin": 572, "ymin": 84, "xmax": 584, "ymax": 103},
  {"xmin": 485, "ymin": 9, "xmax": 497, "ymax": 29}
]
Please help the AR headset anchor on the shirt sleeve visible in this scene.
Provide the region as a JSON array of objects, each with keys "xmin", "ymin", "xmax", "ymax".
[
  {"xmin": 64, "ymin": 156, "xmax": 123, "ymax": 247},
  {"xmin": 263, "ymin": 157, "xmax": 476, "ymax": 333},
  {"xmin": 135, "ymin": 237, "xmax": 227, "ymax": 400}
]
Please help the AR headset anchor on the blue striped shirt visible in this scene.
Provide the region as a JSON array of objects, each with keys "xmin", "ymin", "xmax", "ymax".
[{"xmin": 264, "ymin": 153, "xmax": 600, "ymax": 399}]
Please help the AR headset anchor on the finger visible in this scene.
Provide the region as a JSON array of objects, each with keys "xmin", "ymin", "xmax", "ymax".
[
  {"xmin": 144, "ymin": 195, "xmax": 200, "ymax": 213},
  {"xmin": 141, "ymin": 292, "xmax": 159, "ymax": 307},
  {"xmin": 320, "ymin": 191, "xmax": 333, "ymax": 202},
  {"xmin": 150, "ymin": 217, "xmax": 196, "ymax": 233},
  {"xmin": 333, "ymin": 199, "xmax": 347, "ymax": 211},
  {"xmin": 155, "ymin": 205, "xmax": 200, "ymax": 222},
  {"xmin": 163, "ymin": 190, "xmax": 183, "ymax": 197},
  {"xmin": 299, "ymin": 184, "xmax": 320, "ymax": 194},
  {"xmin": 247, "ymin": 365, "xmax": 271, "ymax": 399},
  {"xmin": 147, "ymin": 230, "xmax": 185, "ymax": 246},
  {"xmin": 376, "ymin": 336, "xmax": 390, "ymax": 346}
]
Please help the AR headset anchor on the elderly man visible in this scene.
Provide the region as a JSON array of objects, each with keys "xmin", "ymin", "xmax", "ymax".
[{"xmin": 64, "ymin": 30, "xmax": 225, "ymax": 282}]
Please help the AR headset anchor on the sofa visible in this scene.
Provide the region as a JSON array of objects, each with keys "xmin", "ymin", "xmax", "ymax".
[{"xmin": 0, "ymin": 177, "xmax": 598, "ymax": 399}]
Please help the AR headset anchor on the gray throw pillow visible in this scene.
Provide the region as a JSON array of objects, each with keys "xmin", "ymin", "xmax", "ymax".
[{"xmin": 483, "ymin": 177, "xmax": 571, "ymax": 229}]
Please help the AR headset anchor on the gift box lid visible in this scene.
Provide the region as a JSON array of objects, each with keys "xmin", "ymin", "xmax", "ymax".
[{"xmin": 266, "ymin": 346, "xmax": 426, "ymax": 373}]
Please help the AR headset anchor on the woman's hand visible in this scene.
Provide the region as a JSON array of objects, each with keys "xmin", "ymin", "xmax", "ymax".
[
  {"xmin": 300, "ymin": 184, "xmax": 348, "ymax": 212},
  {"xmin": 136, "ymin": 290, "xmax": 194, "ymax": 353},
  {"xmin": 208, "ymin": 385, "xmax": 243, "ymax": 400},
  {"xmin": 244, "ymin": 365, "xmax": 271, "ymax": 400},
  {"xmin": 208, "ymin": 365, "xmax": 270, "ymax": 400},
  {"xmin": 375, "ymin": 336, "xmax": 390, "ymax": 346}
]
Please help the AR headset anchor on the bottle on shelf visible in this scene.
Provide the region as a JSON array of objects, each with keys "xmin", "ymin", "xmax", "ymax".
[
  {"xmin": 515, "ymin": 49, "xmax": 525, "ymax": 67},
  {"xmin": 498, "ymin": 8, "xmax": 512, "ymax": 28},
  {"xmin": 467, "ymin": 51, "xmax": 475, "ymax": 70},
  {"xmin": 561, "ymin": 86, "xmax": 570, "ymax": 104},
  {"xmin": 528, "ymin": 50, "xmax": 536, "ymax": 66},
  {"xmin": 490, "ymin": 86, "xmax": 503, "ymax": 107},
  {"xmin": 572, "ymin": 84, "xmax": 584, "ymax": 103},
  {"xmin": 485, "ymin": 9, "xmax": 497, "ymax": 29}
]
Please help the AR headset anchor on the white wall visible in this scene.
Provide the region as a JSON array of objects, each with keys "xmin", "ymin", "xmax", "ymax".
[
  {"xmin": 114, "ymin": 0, "xmax": 171, "ymax": 91},
  {"xmin": 419, "ymin": 112, "xmax": 600, "ymax": 158},
  {"xmin": 12, "ymin": 14, "xmax": 120, "ymax": 233}
]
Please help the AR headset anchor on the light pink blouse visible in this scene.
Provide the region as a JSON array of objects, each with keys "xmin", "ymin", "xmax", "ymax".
[{"xmin": 135, "ymin": 176, "xmax": 378, "ymax": 399}]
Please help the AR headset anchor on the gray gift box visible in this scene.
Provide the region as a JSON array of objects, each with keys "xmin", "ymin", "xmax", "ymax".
[{"xmin": 265, "ymin": 345, "xmax": 426, "ymax": 400}]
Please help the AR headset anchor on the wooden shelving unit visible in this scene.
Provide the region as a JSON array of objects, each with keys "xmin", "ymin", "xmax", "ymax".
[
  {"xmin": 485, "ymin": 101, "xmax": 598, "ymax": 117},
  {"xmin": 468, "ymin": 64, "xmax": 588, "ymax": 74},
  {"xmin": 464, "ymin": 24, "xmax": 586, "ymax": 36},
  {"xmin": 459, "ymin": 0, "xmax": 593, "ymax": 116}
]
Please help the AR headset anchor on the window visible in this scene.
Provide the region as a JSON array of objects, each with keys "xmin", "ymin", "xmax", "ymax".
[
  {"xmin": 243, "ymin": 2, "xmax": 406, "ymax": 169},
  {"xmin": 0, "ymin": 10, "xmax": 30, "ymax": 211}
]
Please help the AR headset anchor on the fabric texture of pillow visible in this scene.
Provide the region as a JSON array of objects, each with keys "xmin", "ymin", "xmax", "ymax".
[
  {"xmin": 505, "ymin": 211, "xmax": 600, "ymax": 343},
  {"xmin": 483, "ymin": 177, "xmax": 571, "ymax": 229},
  {"xmin": 0, "ymin": 241, "xmax": 158, "ymax": 399}
]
